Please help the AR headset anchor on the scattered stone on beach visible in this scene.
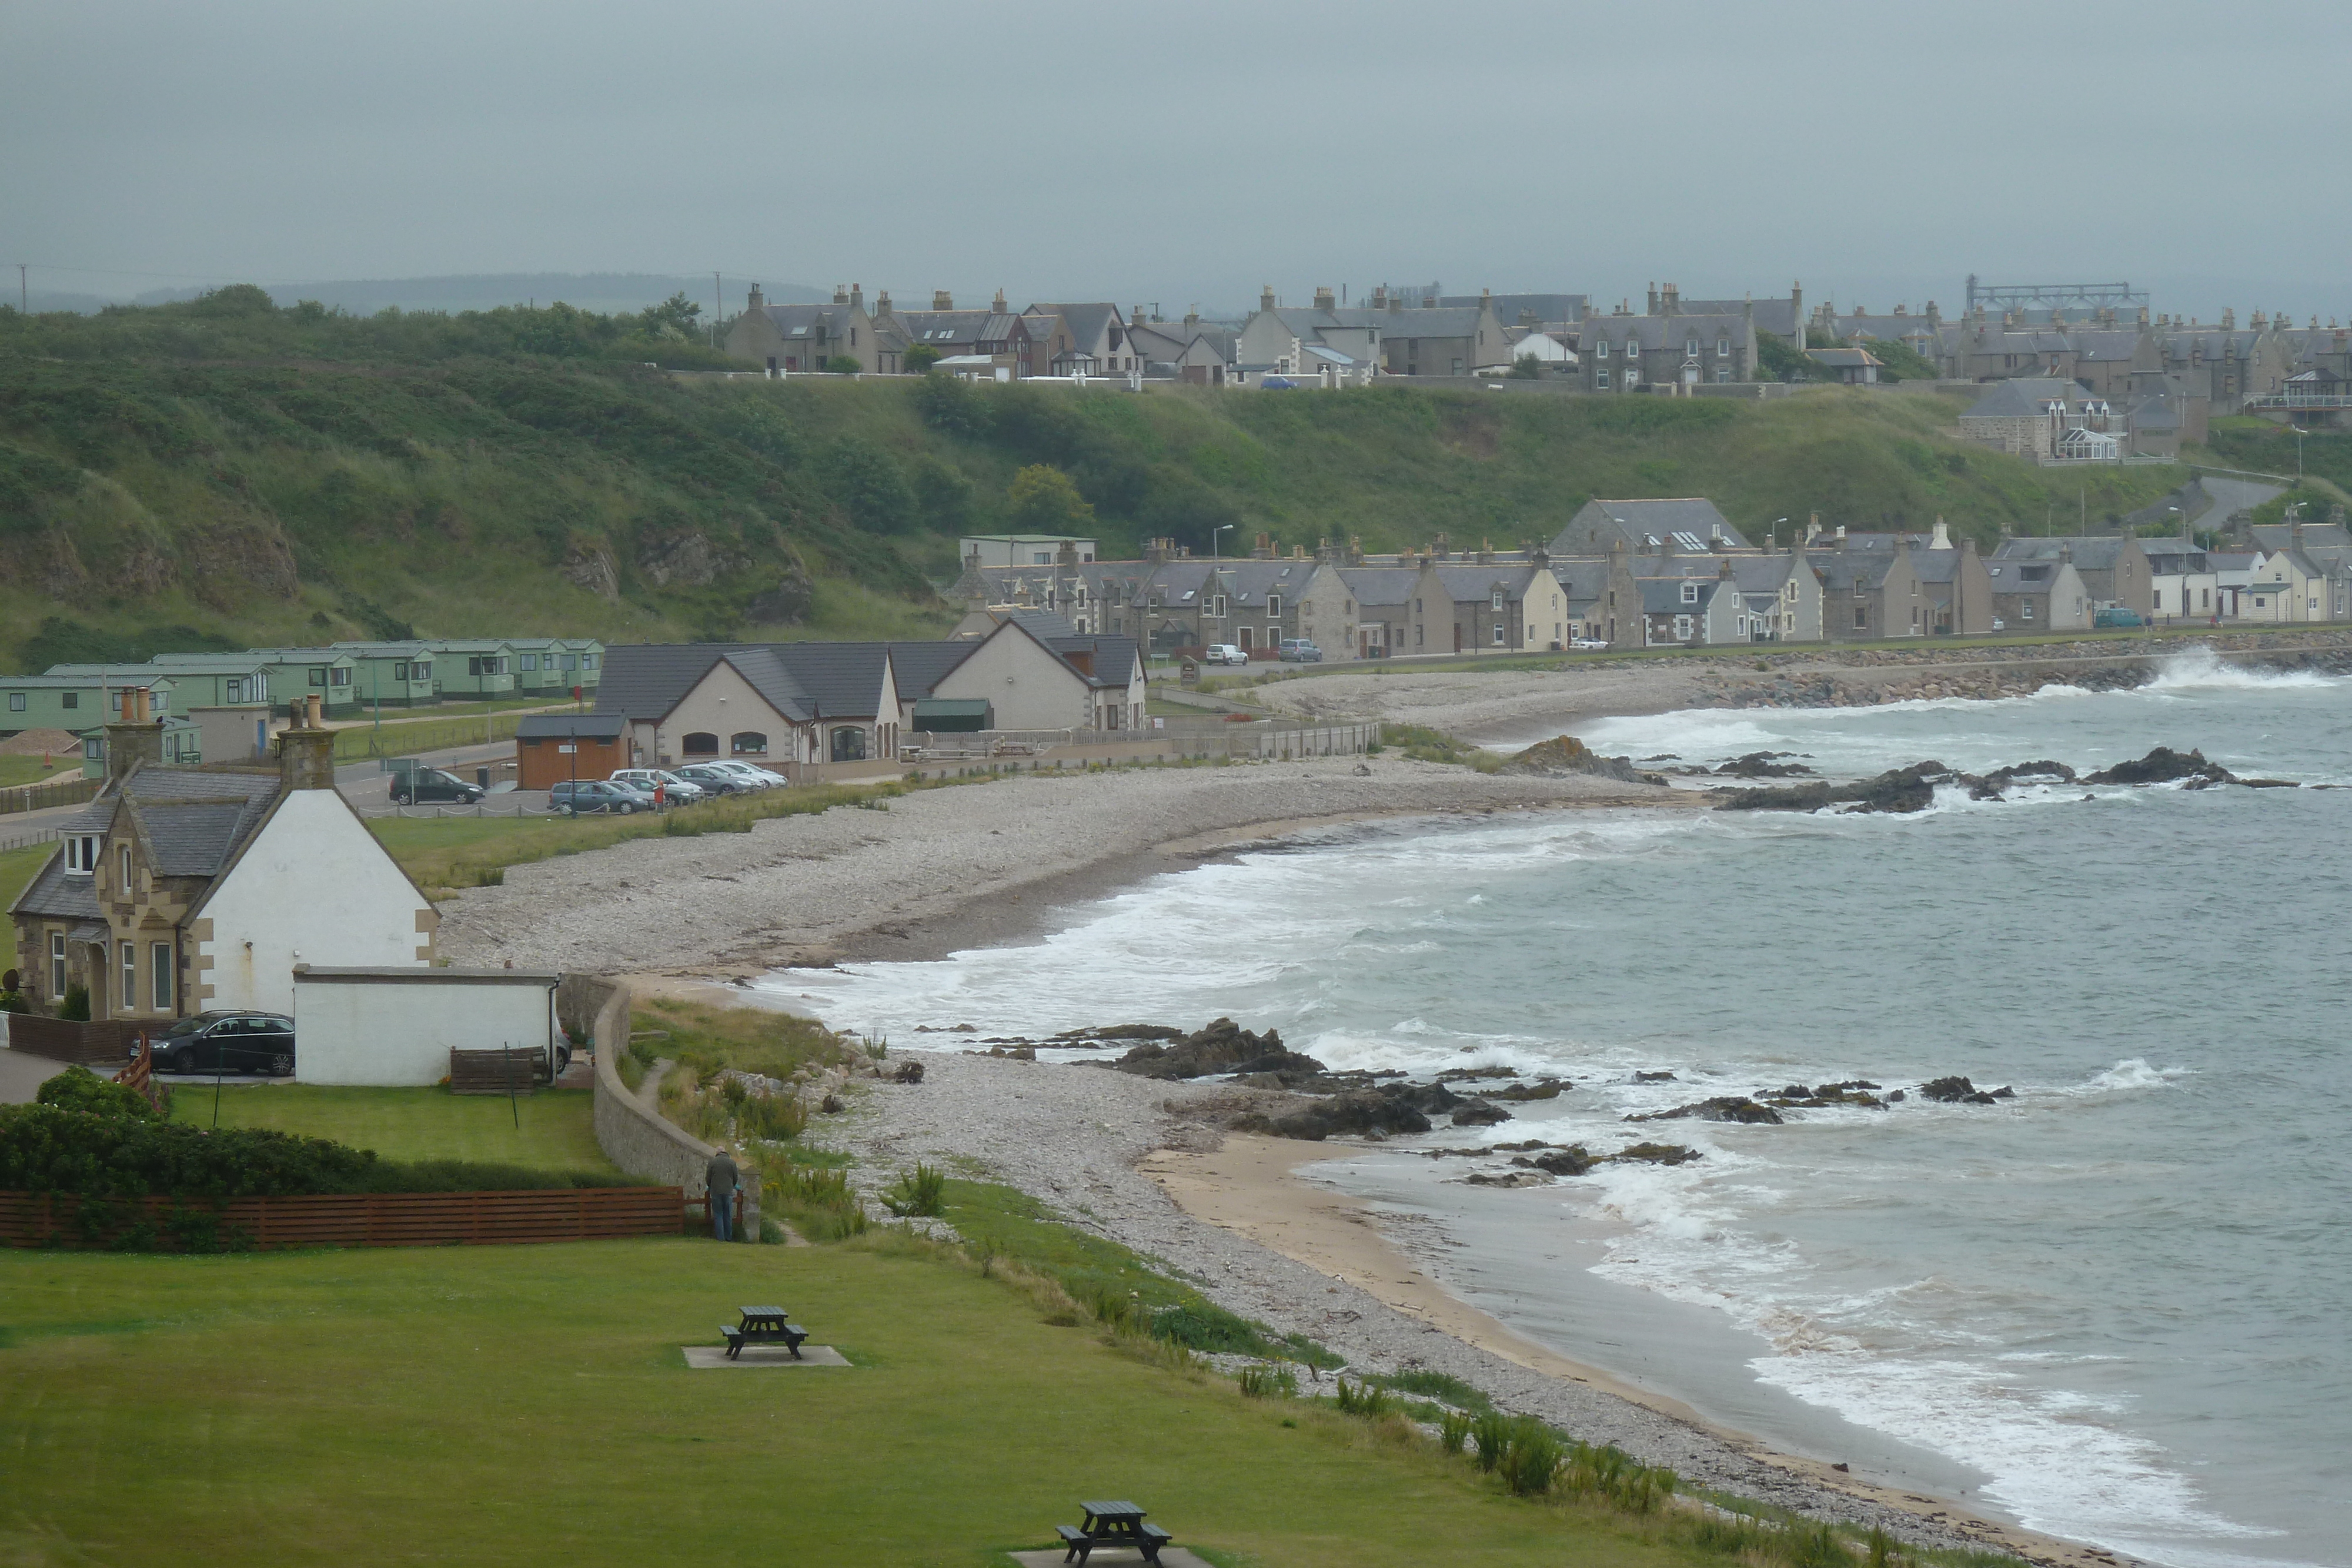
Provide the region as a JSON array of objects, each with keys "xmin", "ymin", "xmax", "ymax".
[
  {"xmin": 974, "ymin": 1045, "xmax": 1035, "ymax": 1061},
  {"xmin": 1713, "ymin": 751, "xmax": 1815, "ymax": 778},
  {"xmin": 1111, "ymin": 1017, "xmax": 1327, "ymax": 1086},
  {"xmin": 891, "ymin": 1059, "xmax": 926, "ymax": 1084},
  {"xmin": 1493, "ymin": 1076, "xmax": 1569, "ymax": 1101},
  {"xmin": 1451, "ymin": 1099, "xmax": 1513, "ymax": 1128},
  {"xmin": 1916, "ymin": 1075, "xmax": 2012, "ymax": 1105},
  {"xmin": 1465, "ymin": 1169, "xmax": 1552, "ymax": 1188},
  {"xmin": 1500, "ymin": 735, "xmax": 1660, "ymax": 785},
  {"xmin": 1629, "ymin": 1095, "xmax": 1786, "ymax": 1126}
]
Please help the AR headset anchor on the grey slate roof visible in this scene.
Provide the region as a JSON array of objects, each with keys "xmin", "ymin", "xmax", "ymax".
[
  {"xmin": 1042, "ymin": 633, "xmax": 1143, "ymax": 690},
  {"xmin": 1638, "ymin": 577, "xmax": 1731, "ymax": 614},
  {"xmin": 134, "ymin": 801, "xmax": 262, "ymax": 877},
  {"xmin": 885, "ymin": 642, "xmax": 981, "ymax": 701},
  {"xmin": 771, "ymin": 644, "xmax": 893, "ymax": 719},
  {"xmin": 11, "ymin": 764, "xmax": 282, "ymax": 921},
  {"xmin": 1337, "ymin": 566, "xmax": 1418, "ymax": 607},
  {"xmin": 594, "ymin": 645, "xmax": 733, "ymax": 723},
  {"xmin": 1425, "ymin": 564, "xmax": 1544, "ymax": 602},
  {"xmin": 1962, "ymin": 378, "xmax": 2081, "ymax": 418},
  {"xmin": 11, "ymin": 854, "xmax": 102, "ymax": 922},
  {"xmin": 1992, "ymin": 537, "xmax": 2136, "ymax": 571},
  {"xmin": 1442, "ymin": 293, "xmax": 1587, "ymax": 325},
  {"xmin": 1551, "ymin": 499, "xmax": 1749, "ymax": 554}
]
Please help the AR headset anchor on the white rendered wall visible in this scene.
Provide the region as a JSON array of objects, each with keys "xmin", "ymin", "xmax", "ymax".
[
  {"xmin": 295, "ymin": 978, "xmax": 554, "ymax": 1086},
  {"xmin": 195, "ymin": 791, "xmax": 433, "ymax": 1016}
]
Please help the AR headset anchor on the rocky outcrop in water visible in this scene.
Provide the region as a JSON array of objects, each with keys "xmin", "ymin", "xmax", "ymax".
[
  {"xmin": 1718, "ymin": 745, "xmax": 2301, "ymax": 814},
  {"xmin": 1501, "ymin": 735, "xmax": 1659, "ymax": 785},
  {"xmin": 1760, "ymin": 1081, "xmax": 1886, "ymax": 1109},
  {"xmin": 1232, "ymin": 1079, "xmax": 1479, "ymax": 1141},
  {"xmin": 1917, "ymin": 1075, "xmax": 2013, "ymax": 1105},
  {"xmin": 1714, "ymin": 751, "xmax": 1816, "ymax": 778},
  {"xmin": 1110, "ymin": 1017, "xmax": 1326, "ymax": 1085},
  {"xmin": 2083, "ymin": 746, "xmax": 2235, "ymax": 787},
  {"xmin": 1715, "ymin": 761, "xmax": 1945, "ymax": 815},
  {"xmin": 1629, "ymin": 1095, "xmax": 1786, "ymax": 1125}
]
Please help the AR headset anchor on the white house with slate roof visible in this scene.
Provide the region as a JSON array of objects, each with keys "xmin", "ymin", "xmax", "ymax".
[
  {"xmin": 594, "ymin": 643, "xmax": 901, "ymax": 770},
  {"xmin": 8, "ymin": 693, "xmax": 436, "ymax": 1024}
]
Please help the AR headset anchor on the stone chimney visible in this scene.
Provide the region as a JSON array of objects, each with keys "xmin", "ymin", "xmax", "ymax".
[
  {"xmin": 1370, "ymin": 285, "xmax": 1388, "ymax": 310},
  {"xmin": 1313, "ymin": 286, "xmax": 1336, "ymax": 312},
  {"xmin": 850, "ymin": 283, "xmax": 864, "ymax": 311},
  {"xmin": 1260, "ymin": 285, "xmax": 1277, "ymax": 313},
  {"xmin": 747, "ymin": 283, "xmax": 764, "ymax": 311},
  {"xmin": 1718, "ymin": 556, "xmax": 1733, "ymax": 580},
  {"xmin": 833, "ymin": 284, "xmax": 849, "ymax": 305},
  {"xmin": 1421, "ymin": 292, "xmax": 1436, "ymax": 309},
  {"xmin": 1389, "ymin": 290, "xmax": 1404, "ymax": 315},
  {"xmin": 1646, "ymin": 282, "xmax": 1659, "ymax": 315},
  {"xmin": 933, "ymin": 290, "xmax": 954, "ymax": 311},
  {"xmin": 103, "ymin": 687, "xmax": 164, "ymax": 784},
  {"xmin": 1476, "ymin": 539, "xmax": 1493, "ymax": 565},
  {"xmin": 1184, "ymin": 308, "xmax": 1199, "ymax": 329},
  {"xmin": 874, "ymin": 289, "xmax": 892, "ymax": 316},
  {"xmin": 1433, "ymin": 532, "xmax": 1451, "ymax": 561},
  {"xmin": 279, "ymin": 694, "xmax": 336, "ymax": 791},
  {"xmin": 1662, "ymin": 283, "xmax": 1681, "ymax": 316},
  {"xmin": 991, "ymin": 288, "xmax": 1008, "ymax": 315},
  {"xmin": 1930, "ymin": 517, "xmax": 1950, "ymax": 550},
  {"xmin": 1252, "ymin": 531, "xmax": 1274, "ymax": 560}
]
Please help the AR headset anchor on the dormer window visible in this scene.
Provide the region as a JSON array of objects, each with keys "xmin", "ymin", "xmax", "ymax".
[
  {"xmin": 65, "ymin": 835, "xmax": 99, "ymax": 876},
  {"xmin": 1681, "ymin": 582, "xmax": 1699, "ymax": 604}
]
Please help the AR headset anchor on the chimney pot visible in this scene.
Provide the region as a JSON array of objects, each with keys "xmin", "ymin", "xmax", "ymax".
[{"xmin": 933, "ymin": 290, "xmax": 954, "ymax": 311}]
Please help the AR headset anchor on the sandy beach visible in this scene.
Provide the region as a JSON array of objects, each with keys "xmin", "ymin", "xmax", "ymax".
[
  {"xmin": 816, "ymin": 1049, "xmax": 2124, "ymax": 1567},
  {"xmin": 437, "ymin": 755, "xmax": 1685, "ymax": 974}
]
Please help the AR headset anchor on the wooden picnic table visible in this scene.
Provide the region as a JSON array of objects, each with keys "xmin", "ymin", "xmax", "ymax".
[
  {"xmin": 721, "ymin": 1305, "xmax": 808, "ymax": 1359},
  {"xmin": 1057, "ymin": 1500, "xmax": 1170, "ymax": 1564}
]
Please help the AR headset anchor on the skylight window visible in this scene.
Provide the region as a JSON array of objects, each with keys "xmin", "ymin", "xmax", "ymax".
[{"xmin": 1672, "ymin": 532, "xmax": 1706, "ymax": 551}]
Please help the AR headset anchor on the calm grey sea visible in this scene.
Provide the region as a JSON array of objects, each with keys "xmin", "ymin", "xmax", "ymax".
[{"xmin": 781, "ymin": 649, "xmax": 2352, "ymax": 1568}]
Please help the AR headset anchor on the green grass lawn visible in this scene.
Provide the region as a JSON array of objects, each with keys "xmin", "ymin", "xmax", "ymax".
[
  {"xmin": 0, "ymin": 841, "xmax": 55, "ymax": 972},
  {"xmin": 0, "ymin": 756, "xmax": 77, "ymax": 790},
  {"xmin": 164, "ymin": 1084, "xmax": 612, "ymax": 1174},
  {"xmin": 0, "ymin": 1233, "xmax": 1707, "ymax": 1568}
]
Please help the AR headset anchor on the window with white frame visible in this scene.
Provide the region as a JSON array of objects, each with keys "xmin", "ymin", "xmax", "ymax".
[
  {"xmin": 1493, "ymin": 623, "xmax": 1505, "ymax": 645},
  {"xmin": 120, "ymin": 941, "xmax": 136, "ymax": 1012},
  {"xmin": 1685, "ymin": 335, "xmax": 1700, "ymax": 357},
  {"xmin": 1716, "ymin": 366, "xmax": 1730, "ymax": 383},
  {"xmin": 152, "ymin": 941, "xmax": 172, "ymax": 1010},
  {"xmin": 1681, "ymin": 582, "xmax": 1699, "ymax": 604},
  {"xmin": 1716, "ymin": 336, "xmax": 1730, "ymax": 356},
  {"xmin": 51, "ymin": 932, "xmax": 66, "ymax": 997},
  {"xmin": 1491, "ymin": 589, "xmax": 1505, "ymax": 610},
  {"xmin": 1593, "ymin": 338, "xmax": 1609, "ymax": 357},
  {"xmin": 1266, "ymin": 594, "xmax": 1282, "ymax": 617}
]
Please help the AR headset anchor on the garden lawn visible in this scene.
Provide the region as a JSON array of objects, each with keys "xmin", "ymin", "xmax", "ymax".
[
  {"xmin": 165, "ymin": 1084, "xmax": 612, "ymax": 1174},
  {"xmin": 0, "ymin": 1235, "xmax": 1703, "ymax": 1568},
  {"xmin": 0, "ymin": 842, "xmax": 55, "ymax": 972}
]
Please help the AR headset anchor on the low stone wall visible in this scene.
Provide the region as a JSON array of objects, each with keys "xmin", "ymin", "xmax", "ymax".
[{"xmin": 583, "ymin": 977, "xmax": 761, "ymax": 1238}]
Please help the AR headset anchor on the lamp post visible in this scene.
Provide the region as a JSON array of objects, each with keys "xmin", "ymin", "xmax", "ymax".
[{"xmin": 1213, "ymin": 524, "xmax": 1232, "ymax": 561}]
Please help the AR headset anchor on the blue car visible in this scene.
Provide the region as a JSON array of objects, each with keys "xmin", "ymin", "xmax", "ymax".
[{"xmin": 2094, "ymin": 608, "xmax": 2145, "ymax": 628}]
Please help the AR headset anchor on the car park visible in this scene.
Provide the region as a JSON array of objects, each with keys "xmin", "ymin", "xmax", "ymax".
[
  {"xmin": 609, "ymin": 768, "xmax": 707, "ymax": 804},
  {"xmin": 705, "ymin": 760, "xmax": 786, "ymax": 788},
  {"xmin": 389, "ymin": 766, "xmax": 485, "ymax": 805},
  {"xmin": 548, "ymin": 778, "xmax": 657, "ymax": 815},
  {"xmin": 673, "ymin": 763, "xmax": 749, "ymax": 796},
  {"xmin": 1277, "ymin": 640, "xmax": 1323, "ymax": 663},
  {"xmin": 1203, "ymin": 644, "xmax": 1250, "ymax": 665},
  {"xmin": 154, "ymin": 1011, "xmax": 298, "ymax": 1076}
]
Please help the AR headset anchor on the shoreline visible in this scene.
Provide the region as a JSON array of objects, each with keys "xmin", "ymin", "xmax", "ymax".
[{"xmin": 1142, "ymin": 1134, "xmax": 2121, "ymax": 1568}]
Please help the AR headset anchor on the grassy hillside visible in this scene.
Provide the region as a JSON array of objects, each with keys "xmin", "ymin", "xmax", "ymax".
[{"xmin": 2, "ymin": 288, "xmax": 2193, "ymax": 671}]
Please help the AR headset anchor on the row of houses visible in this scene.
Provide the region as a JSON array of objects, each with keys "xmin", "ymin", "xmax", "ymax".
[
  {"xmin": 953, "ymin": 504, "xmax": 2352, "ymax": 656},
  {"xmin": 0, "ymin": 637, "xmax": 607, "ymax": 768}
]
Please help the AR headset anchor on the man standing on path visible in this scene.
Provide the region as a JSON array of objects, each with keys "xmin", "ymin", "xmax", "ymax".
[{"xmin": 706, "ymin": 1148, "xmax": 739, "ymax": 1242}]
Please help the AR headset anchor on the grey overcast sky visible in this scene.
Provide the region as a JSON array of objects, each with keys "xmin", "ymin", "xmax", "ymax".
[{"xmin": 6, "ymin": 0, "xmax": 2348, "ymax": 320}]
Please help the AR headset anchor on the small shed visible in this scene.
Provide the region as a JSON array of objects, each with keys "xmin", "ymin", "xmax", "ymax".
[
  {"xmin": 911, "ymin": 698, "xmax": 993, "ymax": 734},
  {"xmin": 292, "ymin": 965, "xmax": 561, "ymax": 1086},
  {"xmin": 514, "ymin": 713, "xmax": 627, "ymax": 788}
]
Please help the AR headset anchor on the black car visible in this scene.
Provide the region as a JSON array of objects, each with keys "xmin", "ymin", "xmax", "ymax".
[
  {"xmin": 390, "ymin": 767, "xmax": 485, "ymax": 806},
  {"xmin": 155, "ymin": 1011, "xmax": 298, "ymax": 1076}
]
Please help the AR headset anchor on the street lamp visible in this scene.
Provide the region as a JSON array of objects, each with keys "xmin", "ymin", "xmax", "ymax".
[{"xmin": 1213, "ymin": 524, "xmax": 1232, "ymax": 561}]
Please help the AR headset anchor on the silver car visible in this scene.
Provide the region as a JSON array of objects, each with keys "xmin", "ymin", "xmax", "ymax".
[{"xmin": 609, "ymin": 768, "xmax": 707, "ymax": 804}]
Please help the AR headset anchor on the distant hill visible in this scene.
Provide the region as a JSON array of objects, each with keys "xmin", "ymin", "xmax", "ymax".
[
  {"xmin": 0, "ymin": 287, "xmax": 2204, "ymax": 673},
  {"xmin": 75, "ymin": 273, "xmax": 830, "ymax": 318}
]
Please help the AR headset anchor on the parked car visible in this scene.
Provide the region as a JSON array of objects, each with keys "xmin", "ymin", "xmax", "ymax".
[
  {"xmin": 154, "ymin": 1011, "xmax": 297, "ymax": 1076},
  {"xmin": 1278, "ymin": 640, "xmax": 1322, "ymax": 663},
  {"xmin": 2094, "ymin": 607, "xmax": 2145, "ymax": 628},
  {"xmin": 1568, "ymin": 637, "xmax": 1610, "ymax": 651},
  {"xmin": 609, "ymin": 768, "xmax": 707, "ymax": 805},
  {"xmin": 1203, "ymin": 644, "xmax": 1250, "ymax": 665},
  {"xmin": 705, "ymin": 760, "xmax": 786, "ymax": 788},
  {"xmin": 390, "ymin": 767, "xmax": 485, "ymax": 805},
  {"xmin": 548, "ymin": 778, "xmax": 657, "ymax": 816},
  {"xmin": 672, "ymin": 763, "xmax": 749, "ymax": 796}
]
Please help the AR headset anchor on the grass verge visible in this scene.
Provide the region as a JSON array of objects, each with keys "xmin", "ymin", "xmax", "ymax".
[
  {"xmin": 0, "ymin": 841, "xmax": 55, "ymax": 971},
  {"xmin": 163, "ymin": 1083, "xmax": 614, "ymax": 1174},
  {"xmin": 1379, "ymin": 722, "xmax": 1502, "ymax": 770}
]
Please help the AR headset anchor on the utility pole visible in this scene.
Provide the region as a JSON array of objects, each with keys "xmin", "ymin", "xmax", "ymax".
[
  {"xmin": 713, "ymin": 271, "xmax": 723, "ymax": 350},
  {"xmin": 16, "ymin": 265, "xmax": 25, "ymax": 313}
]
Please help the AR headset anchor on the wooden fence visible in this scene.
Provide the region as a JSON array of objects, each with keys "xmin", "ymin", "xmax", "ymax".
[
  {"xmin": 0, "ymin": 776, "xmax": 100, "ymax": 817},
  {"xmin": 5, "ymin": 1015, "xmax": 148, "ymax": 1066},
  {"xmin": 0, "ymin": 1186, "xmax": 687, "ymax": 1251},
  {"xmin": 449, "ymin": 1047, "xmax": 548, "ymax": 1094}
]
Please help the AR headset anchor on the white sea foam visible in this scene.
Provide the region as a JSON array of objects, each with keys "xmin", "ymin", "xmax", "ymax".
[{"xmin": 2145, "ymin": 646, "xmax": 2339, "ymax": 692}]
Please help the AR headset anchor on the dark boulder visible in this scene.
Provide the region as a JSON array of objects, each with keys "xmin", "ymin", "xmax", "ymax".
[
  {"xmin": 1917, "ymin": 1075, "xmax": 2002, "ymax": 1105},
  {"xmin": 2084, "ymin": 747, "xmax": 2236, "ymax": 788},
  {"xmin": 891, "ymin": 1059, "xmax": 925, "ymax": 1085},
  {"xmin": 1500, "ymin": 735, "xmax": 1658, "ymax": 785},
  {"xmin": 1235, "ymin": 1082, "xmax": 1443, "ymax": 1141},
  {"xmin": 1715, "ymin": 760, "xmax": 1947, "ymax": 815},
  {"xmin": 1967, "ymin": 759, "xmax": 2078, "ymax": 798},
  {"xmin": 1633, "ymin": 1070, "xmax": 1678, "ymax": 1083},
  {"xmin": 1629, "ymin": 1095, "xmax": 1785, "ymax": 1126},
  {"xmin": 1514, "ymin": 1146, "xmax": 1598, "ymax": 1176},
  {"xmin": 1451, "ymin": 1099, "xmax": 1513, "ymax": 1128},
  {"xmin": 1058, "ymin": 1023, "xmax": 1186, "ymax": 1043},
  {"xmin": 1494, "ymin": 1076, "xmax": 1569, "ymax": 1101},
  {"xmin": 1611, "ymin": 1142, "xmax": 1704, "ymax": 1165},
  {"xmin": 1112, "ymin": 1017, "xmax": 1327, "ymax": 1085},
  {"xmin": 1714, "ymin": 751, "xmax": 1816, "ymax": 778}
]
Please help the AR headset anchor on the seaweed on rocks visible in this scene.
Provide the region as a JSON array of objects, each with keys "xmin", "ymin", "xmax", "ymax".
[
  {"xmin": 1514, "ymin": 1146, "xmax": 1598, "ymax": 1176},
  {"xmin": 1111, "ymin": 1017, "xmax": 1327, "ymax": 1086},
  {"xmin": 1713, "ymin": 751, "xmax": 1816, "ymax": 778},
  {"xmin": 1916, "ymin": 1075, "xmax": 2013, "ymax": 1105},
  {"xmin": 2083, "ymin": 746, "xmax": 2237, "ymax": 788},
  {"xmin": 1493, "ymin": 1076, "xmax": 1569, "ymax": 1101},
  {"xmin": 1714, "ymin": 761, "xmax": 1946, "ymax": 815},
  {"xmin": 1500, "ymin": 735, "xmax": 1661, "ymax": 785},
  {"xmin": 1628, "ymin": 1095, "xmax": 1785, "ymax": 1125},
  {"xmin": 1611, "ymin": 1142, "xmax": 1704, "ymax": 1165},
  {"xmin": 1759, "ymin": 1081, "xmax": 1886, "ymax": 1109},
  {"xmin": 1232, "ymin": 1080, "xmax": 1471, "ymax": 1141}
]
